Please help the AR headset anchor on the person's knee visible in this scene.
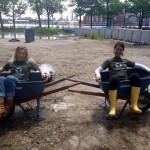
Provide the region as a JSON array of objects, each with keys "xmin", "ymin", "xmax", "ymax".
[
  {"xmin": 109, "ymin": 76, "xmax": 119, "ymax": 90},
  {"xmin": 6, "ymin": 75, "xmax": 15, "ymax": 80},
  {"xmin": 5, "ymin": 75, "xmax": 19, "ymax": 84},
  {"xmin": 0, "ymin": 76, "xmax": 6, "ymax": 82},
  {"xmin": 129, "ymin": 73, "xmax": 140, "ymax": 86}
]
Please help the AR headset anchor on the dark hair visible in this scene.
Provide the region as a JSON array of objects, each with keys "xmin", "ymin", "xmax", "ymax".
[{"xmin": 114, "ymin": 42, "xmax": 125, "ymax": 50}]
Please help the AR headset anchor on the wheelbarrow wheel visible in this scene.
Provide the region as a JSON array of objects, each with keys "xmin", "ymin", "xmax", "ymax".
[
  {"xmin": 0, "ymin": 102, "xmax": 15, "ymax": 121},
  {"xmin": 138, "ymin": 90, "xmax": 150, "ymax": 112}
]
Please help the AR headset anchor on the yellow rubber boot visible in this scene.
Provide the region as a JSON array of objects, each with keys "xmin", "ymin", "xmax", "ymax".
[
  {"xmin": 129, "ymin": 86, "xmax": 142, "ymax": 113},
  {"xmin": 108, "ymin": 90, "xmax": 117, "ymax": 117}
]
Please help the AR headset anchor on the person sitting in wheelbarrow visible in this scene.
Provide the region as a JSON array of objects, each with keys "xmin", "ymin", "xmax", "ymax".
[
  {"xmin": 0, "ymin": 46, "xmax": 48, "ymax": 117},
  {"xmin": 95, "ymin": 42, "xmax": 150, "ymax": 117}
]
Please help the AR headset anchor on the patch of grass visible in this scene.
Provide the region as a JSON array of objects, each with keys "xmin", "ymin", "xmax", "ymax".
[
  {"xmin": 91, "ymin": 33, "xmax": 104, "ymax": 40},
  {"xmin": 29, "ymin": 132, "xmax": 39, "ymax": 139},
  {"xmin": 3, "ymin": 141, "xmax": 15, "ymax": 147},
  {"xmin": 49, "ymin": 145, "xmax": 55, "ymax": 150},
  {"xmin": 83, "ymin": 33, "xmax": 104, "ymax": 40}
]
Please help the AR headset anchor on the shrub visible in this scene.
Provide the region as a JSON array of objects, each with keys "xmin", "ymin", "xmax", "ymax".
[
  {"xmin": 0, "ymin": 27, "xmax": 61, "ymax": 35},
  {"xmin": 34, "ymin": 27, "xmax": 61, "ymax": 35},
  {"xmin": 84, "ymin": 33, "xmax": 89, "ymax": 38},
  {"xmin": 91, "ymin": 33, "xmax": 104, "ymax": 40}
]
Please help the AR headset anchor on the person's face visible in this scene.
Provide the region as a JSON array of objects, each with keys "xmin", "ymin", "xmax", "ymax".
[
  {"xmin": 114, "ymin": 45, "xmax": 124, "ymax": 58},
  {"xmin": 16, "ymin": 49, "xmax": 27, "ymax": 61}
]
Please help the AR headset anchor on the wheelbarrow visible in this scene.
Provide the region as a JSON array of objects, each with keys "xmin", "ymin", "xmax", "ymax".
[
  {"xmin": 0, "ymin": 72, "xmax": 79, "ymax": 121},
  {"xmin": 68, "ymin": 68, "xmax": 150, "ymax": 119}
]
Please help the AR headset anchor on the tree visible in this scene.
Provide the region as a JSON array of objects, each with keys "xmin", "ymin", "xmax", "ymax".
[
  {"xmin": 109, "ymin": 0, "xmax": 123, "ymax": 26},
  {"xmin": 70, "ymin": 0, "xmax": 86, "ymax": 27},
  {"xmin": 70, "ymin": 0, "xmax": 103, "ymax": 28},
  {"xmin": 43, "ymin": 0, "xmax": 64, "ymax": 28},
  {"xmin": 6, "ymin": 0, "xmax": 27, "ymax": 29},
  {"xmin": 28, "ymin": 0, "xmax": 43, "ymax": 27},
  {"xmin": 0, "ymin": 0, "xmax": 9, "ymax": 30},
  {"xmin": 101, "ymin": 0, "xmax": 123, "ymax": 27},
  {"xmin": 84, "ymin": 0, "xmax": 103, "ymax": 28},
  {"xmin": 128, "ymin": 0, "xmax": 150, "ymax": 29}
]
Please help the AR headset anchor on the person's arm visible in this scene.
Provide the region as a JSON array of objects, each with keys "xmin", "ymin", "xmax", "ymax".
[
  {"xmin": 134, "ymin": 63, "xmax": 150, "ymax": 73},
  {"xmin": 39, "ymin": 66, "xmax": 49, "ymax": 79},
  {"xmin": 0, "ymin": 67, "xmax": 5, "ymax": 73},
  {"xmin": 95, "ymin": 66, "xmax": 104, "ymax": 81},
  {"xmin": 29, "ymin": 60, "xmax": 48, "ymax": 79}
]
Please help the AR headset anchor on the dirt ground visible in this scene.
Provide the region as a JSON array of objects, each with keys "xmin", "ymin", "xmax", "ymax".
[{"xmin": 0, "ymin": 36, "xmax": 150, "ymax": 150}]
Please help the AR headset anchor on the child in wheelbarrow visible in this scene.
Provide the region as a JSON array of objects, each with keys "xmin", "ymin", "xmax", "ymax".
[
  {"xmin": 0, "ymin": 46, "xmax": 48, "ymax": 117},
  {"xmin": 95, "ymin": 42, "xmax": 150, "ymax": 117}
]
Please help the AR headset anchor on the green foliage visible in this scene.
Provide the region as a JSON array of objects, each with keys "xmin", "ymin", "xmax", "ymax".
[
  {"xmin": 43, "ymin": 0, "xmax": 64, "ymax": 15},
  {"xmin": 34, "ymin": 27, "xmax": 60, "ymax": 35},
  {"xmin": 90, "ymin": 33, "xmax": 104, "ymax": 40},
  {"xmin": 7, "ymin": 0, "xmax": 27, "ymax": 18},
  {"xmin": 29, "ymin": 132, "xmax": 39, "ymax": 139},
  {"xmin": 127, "ymin": 0, "xmax": 150, "ymax": 29},
  {"xmin": 0, "ymin": 27, "xmax": 25, "ymax": 32},
  {"xmin": 84, "ymin": 33, "xmax": 89, "ymax": 37},
  {"xmin": 0, "ymin": 27, "xmax": 61, "ymax": 36},
  {"xmin": 83, "ymin": 33, "xmax": 104, "ymax": 40}
]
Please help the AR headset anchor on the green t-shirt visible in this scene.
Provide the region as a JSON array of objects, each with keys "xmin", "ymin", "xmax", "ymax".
[
  {"xmin": 101, "ymin": 57, "xmax": 135, "ymax": 80},
  {"xmin": 3, "ymin": 60, "xmax": 39, "ymax": 81}
]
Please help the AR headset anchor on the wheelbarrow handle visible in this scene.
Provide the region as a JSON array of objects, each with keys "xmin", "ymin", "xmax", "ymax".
[
  {"xmin": 66, "ymin": 78, "xmax": 100, "ymax": 88},
  {"xmin": 45, "ymin": 75, "xmax": 76, "ymax": 88}
]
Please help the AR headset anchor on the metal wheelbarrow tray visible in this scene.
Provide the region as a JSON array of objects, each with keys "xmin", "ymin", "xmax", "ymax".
[
  {"xmin": 0, "ymin": 72, "xmax": 78, "ymax": 121},
  {"xmin": 68, "ymin": 68, "xmax": 150, "ymax": 119}
]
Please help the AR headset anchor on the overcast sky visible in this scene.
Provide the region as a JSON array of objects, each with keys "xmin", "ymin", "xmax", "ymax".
[{"xmin": 20, "ymin": 0, "xmax": 125, "ymax": 20}]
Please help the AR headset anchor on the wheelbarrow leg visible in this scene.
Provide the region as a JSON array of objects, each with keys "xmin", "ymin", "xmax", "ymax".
[
  {"xmin": 36, "ymin": 98, "xmax": 45, "ymax": 121},
  {"xmin": 99, "ymin": 97, "xmax": 110, "ymax": 110},
  {"xmin": 18, "ymin": 104, "xmax": 31, "ymax": 120},
  {"xmin": 115, "ymin": 99, "xmax": 130, "ymax": 119},
  {"xmin": 104, "ymin": 99, "xmax": 130, "ymax": 120},
  {"xmin": 35, "ymin": 100, "xmax": 45, "ymax": 109}
]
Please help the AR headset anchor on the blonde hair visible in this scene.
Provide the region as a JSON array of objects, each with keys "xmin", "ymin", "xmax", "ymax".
[{"xmin": 11, "ymin": 46, "xmax": 30, "ymax": 62}]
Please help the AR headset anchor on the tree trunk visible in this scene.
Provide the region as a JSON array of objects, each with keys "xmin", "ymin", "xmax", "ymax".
[
  {"xmin": 13, "ymin": 10, "xmax": 15, "ymax": 29},
  {"xmin": 109, "ymin": 15, "xmax": 112, "ymax": 27},
  {"xmin": 106, "ymin": 2, "xmax": 109, "ymax": 27},
  {"xmin": 48, "ymin": 14, "xmax": 50, "ymax": 28},
  {"xmin": 37, "ymin": 13, "xmax": 41, "ymax": 27},
  {"xmin": 52, "ymin": 14, "xmax": 53, "ymax": 28},
  {"xmin": 90, "ymin": 8, "xmax": 93, "ymax": 28},
  {"xmin": 35, "ymin": 0, "xmax": 42, "ymax": 27},
  {"xmin": 0, "ymin": 12, "xmax": 4, "ymax": 31},
  {"xmin": 79, "ymin": 14, "xmax": 82, "ymax": 27},
  {"xmin": 140, "ymin": 10, "xmax": 144, "ymax": 29}
]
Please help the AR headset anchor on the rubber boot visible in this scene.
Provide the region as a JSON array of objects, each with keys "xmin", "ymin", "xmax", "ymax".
[
  {"xmin": 129, "ymin": 86, "xmax": 142, "ymax": 113},
  {"xmin": 108, "ymin": 90, "xmax": 117, "ymax": 117}
]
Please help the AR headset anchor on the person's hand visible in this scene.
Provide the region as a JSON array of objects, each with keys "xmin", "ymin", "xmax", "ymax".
[
  {"xmin": 41, "ymin": 72, "xmax": 49, "ymax": 79},
  {"xmin": 95, "ymin": 76, "xmax": 101, "ymax": 82}
]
